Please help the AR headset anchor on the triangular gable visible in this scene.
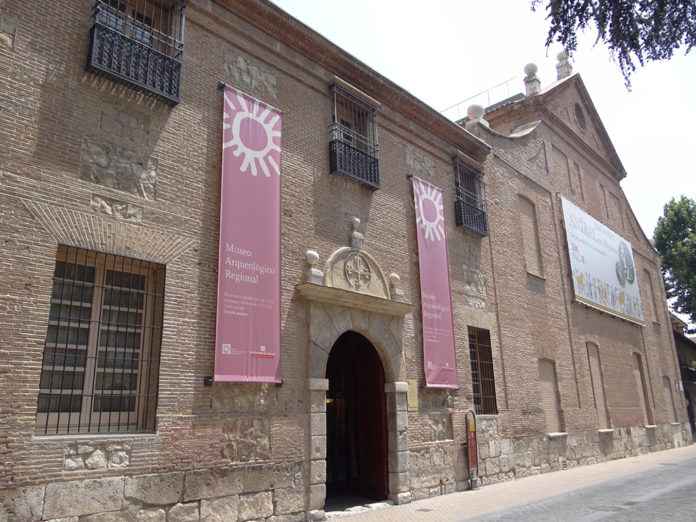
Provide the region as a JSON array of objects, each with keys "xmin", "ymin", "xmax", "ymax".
[{"xmin": 538, "ymin": 74, "xmax": 627, "ymax": 181}]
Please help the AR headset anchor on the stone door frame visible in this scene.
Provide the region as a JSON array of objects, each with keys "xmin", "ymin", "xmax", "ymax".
[{"xmin": 303, "ymin": 300, "xmax": 412, "ymax": 510}]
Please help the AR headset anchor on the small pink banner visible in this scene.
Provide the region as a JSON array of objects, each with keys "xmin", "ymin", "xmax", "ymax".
[
  {"xmin": 412, "ymin": 176, "xmax": 458, "ymax": 388},
  {"xmin": 214, "ymin": 86, "xmax": 281, "ymax": 383}
]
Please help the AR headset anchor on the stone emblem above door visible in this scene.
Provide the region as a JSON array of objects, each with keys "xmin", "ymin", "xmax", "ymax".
[
  {"xmin": 299, "ymin": 217, "xmax": 410, "ymax": 311},
  {"xmin": 323, "ymin": 217, "xmax": 390, "ymax": 299}
]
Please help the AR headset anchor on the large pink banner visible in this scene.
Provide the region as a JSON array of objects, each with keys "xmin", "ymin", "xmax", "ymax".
[
  {"xmin": 214, "ymin": 86, "xmax": 281, "ymax": 383},
  {"xmin": 412, "ymin": 176, "xmax": 458, "ymax": 388}
]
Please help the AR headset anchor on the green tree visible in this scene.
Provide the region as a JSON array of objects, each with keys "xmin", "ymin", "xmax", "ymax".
[
  {"xmin": 532, "ymin": 0, "xmax": 696, "ymax": 86},
  {"xmin": 654, "ymin": 196, "xmax": 696, "ymax": 327}
]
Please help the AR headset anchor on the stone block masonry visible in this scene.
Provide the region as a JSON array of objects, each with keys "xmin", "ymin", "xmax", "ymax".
[{"xmin": 0, "ymin": 462, "xmax": 306, "ymax": 521}]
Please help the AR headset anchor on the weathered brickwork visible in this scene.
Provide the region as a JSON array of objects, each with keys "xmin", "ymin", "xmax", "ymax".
[{"xmin": 0, "ymin": 0, "xmax": 689, "ymax": 520}]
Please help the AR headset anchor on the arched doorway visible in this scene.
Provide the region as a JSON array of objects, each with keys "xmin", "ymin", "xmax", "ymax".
[{"xmin": 326, "ymin": 331, "xmax": 388, "ymax": 505}]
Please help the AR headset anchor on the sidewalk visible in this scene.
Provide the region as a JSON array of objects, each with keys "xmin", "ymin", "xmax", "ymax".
[{"xmin": 330, "ymin": 444, "xmax": 696, "ymax": 521}]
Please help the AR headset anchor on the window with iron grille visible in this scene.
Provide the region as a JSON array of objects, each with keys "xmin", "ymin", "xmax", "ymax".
[
  {"xmin": 329, "ymin": 85, "xmax": 380, "ymax": 188},
  {"xmin": 468, "ymin": 327, "xmax": 497, "ymax": 415},
  {"xmin": 36, "ymin": 246, "xmax": 165, "ymax": 435},
  {"xmin": 87, "ymin": 0, "xmax": 185, "ymax": 104},
  {"xmin": 454, "ymin": 159, "xmax": 487, "ymax": 235}
]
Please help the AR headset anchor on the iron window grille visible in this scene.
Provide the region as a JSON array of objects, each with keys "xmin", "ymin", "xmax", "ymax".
[
  {"xmin": 87, "ymin": 0, "xmax": 185, "ymax": 104},
  {"xmin": 329, "ymin": 85, "xmax": 380, "ymax": 189},
  {"xmin": 468, "ymin": 327, "xmax": 497, "ymax": 415},
  {"xmin": 455, "ymin": 159, "xmax": 488, "ymax": 236},
  {"xmin": 36, "ymin": 246, "xmax": 165, "ymax": 435}
]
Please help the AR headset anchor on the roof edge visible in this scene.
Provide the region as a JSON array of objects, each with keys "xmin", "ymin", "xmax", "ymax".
[{"xmin": 214, "ymin": 0, "xmax": 490, "ymax": 161}]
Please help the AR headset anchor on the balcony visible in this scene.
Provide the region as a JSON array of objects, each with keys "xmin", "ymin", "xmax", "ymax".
[
  {"xmin": 87, "ymin": 1, "xmax": 184, "ymax": 105},
  {"xmin": 455, "ymin": 188, "xmax": 488, "ymax": 236},
  {"xmin": 329, "ymin": 123, "xmax": 380, "ymax": 189}
]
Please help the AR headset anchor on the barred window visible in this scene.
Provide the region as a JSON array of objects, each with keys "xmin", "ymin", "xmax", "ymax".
[
  {"xmin": 36, "ymin": 246, "xmax": 164, "ymax": 435},
  {"xmin": 328, "ymin": 83, "xmax": 380, "ymax": 188},
  {"xmin": 98, "ymin": 0, "xmax": 181, "ymax": 55},
  {"xmin": 455, "ymin": 159, "xmax": 487, "ymax": 236},
  {"xmin": 468, "ymin": 327, "xmax": 497, "ymax": 415},
  {"xmin": 89, "ymin": 0, "xmax": 185, "ymax": 104}
]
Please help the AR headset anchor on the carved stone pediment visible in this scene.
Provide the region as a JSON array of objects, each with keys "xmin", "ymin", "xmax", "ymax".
[
  {"xmin": 301, "ymin": 217, "xmax": 409, "ymax": 313},
  {"xmin": 325, "ymin": 247, "xmax": 390, "ymax": 299}
]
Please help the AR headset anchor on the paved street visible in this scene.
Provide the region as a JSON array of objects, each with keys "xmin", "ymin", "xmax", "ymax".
[{"xmin": 337, "ymin": 444, "xmax": 696, "ymax": 521}]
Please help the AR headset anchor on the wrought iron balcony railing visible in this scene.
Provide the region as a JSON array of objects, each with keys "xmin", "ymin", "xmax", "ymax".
[
  {"xmin": 87, "ymin": 1, "xmax": 184, "ymax": 104},
  {"xmin": 455, "ymin": 188, "xmax": 488, "ymax": 236},
  {"xmin": 329, "ymin": 123, "xmax": 380, "ymax": 189}
]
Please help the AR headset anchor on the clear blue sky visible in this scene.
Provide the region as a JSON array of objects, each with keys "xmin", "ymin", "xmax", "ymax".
[{"xmin": 274, "ymin": 0, "xmax": 696, "ymax": 239}]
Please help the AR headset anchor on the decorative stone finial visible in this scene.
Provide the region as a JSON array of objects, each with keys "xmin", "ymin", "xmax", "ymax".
[
  {"xmin": 305, "ymin": 249, "xmax": 323, "ymax": 284},
  {"xmin": 524, "ymin": 63, "xmax": 541, "ymax": 96},
  {"xmin": 467, "ymin": 104, "xmax": 484, "ymax": 120},
  {"xmin": 465, "ymin": 104, "xmax": 488, "ymax": 131},
  {"xmin": 350, "ymin": 217, "xmax": 364, "ymax": 249},
  {"xmin": 389, "ymin": 272, "xmax": 404, "ymax": 301},
  {"xmin": 556, "ymin": 50, "xmax": 573, "ymax": 80}
]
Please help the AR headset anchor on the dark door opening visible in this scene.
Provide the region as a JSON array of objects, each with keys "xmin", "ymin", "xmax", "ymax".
[{"xmin": 326, "ymin": 331, "xmax": 388, "ymax": 506}]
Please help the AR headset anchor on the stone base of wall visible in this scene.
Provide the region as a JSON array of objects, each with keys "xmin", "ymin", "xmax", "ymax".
[
  {"xmin": 402, "ymin": 419, "xmax": 692, "ymax": 504},
  {"xmin": 0, "ymin": 461, "xmax": 307, "ymax": 522},
  {"xmin": 475, "ymin": 417, "xmax": 693, "ymax": 485},
  {"xmin": 2, "ymin": 422, "xmax": 692, "ymax": 521}
]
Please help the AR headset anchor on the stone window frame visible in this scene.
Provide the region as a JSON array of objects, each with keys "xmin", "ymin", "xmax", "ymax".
[{"xmin": 36, "ymin": 245, "xmax": 164, "ymax": 436}]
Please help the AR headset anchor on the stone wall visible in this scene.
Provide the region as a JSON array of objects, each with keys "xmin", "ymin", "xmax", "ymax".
[
  {"xmin": 475, "ymin": 416, "xmax": 692, "ymax": 485},
  {"xmin": 0, "ymin": 462, "xmax": 306, "ymax": 521}
]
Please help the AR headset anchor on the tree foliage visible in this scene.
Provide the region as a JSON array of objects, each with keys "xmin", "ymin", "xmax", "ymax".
[
  {"xmin": 654, "ymin": 196, "xmax": 696, "ymax": 327},
  {"xmin": 532, "ymin": 0, "xmax": 696, "ymax": 86}
]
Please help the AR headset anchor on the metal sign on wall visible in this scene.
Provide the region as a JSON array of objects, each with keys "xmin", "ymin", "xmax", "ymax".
[
  {"xmin": 561, "ymin": 196, "xmax": 644, "ymax": 324},
  {"xmin": 214, "ymin": 85, "xmax": 282, "ymax": 383},
  {"xmin": 412, "ymin": 176, "xmax": 458, "ymax": 388}
]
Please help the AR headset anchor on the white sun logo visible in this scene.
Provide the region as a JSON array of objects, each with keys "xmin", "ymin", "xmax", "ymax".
[
  {"xmin": 415, "ymin": 180, "xmax": 445, "ymax": 242},
  {"xmin": 223, "ymin": 91, "xmax": 281, "ymax": 177}
]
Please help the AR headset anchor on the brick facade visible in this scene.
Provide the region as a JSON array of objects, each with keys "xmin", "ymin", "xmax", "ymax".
[{"xmin": 0, "ymin": 1, "xmax": 689, "ymax": 520}]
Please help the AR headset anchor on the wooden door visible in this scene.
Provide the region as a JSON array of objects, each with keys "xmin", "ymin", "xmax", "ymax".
[{"xmin": 326, "ymin": 332, "xmax": 387, "ymax": 501}]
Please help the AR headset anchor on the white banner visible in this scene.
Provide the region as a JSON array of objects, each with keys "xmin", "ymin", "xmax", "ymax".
[{"xmin": 561, "ymin": 197, "xmax": 644, "ymax": 323}]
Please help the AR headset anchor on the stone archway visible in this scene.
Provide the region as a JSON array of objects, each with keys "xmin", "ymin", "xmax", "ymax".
[
  {"xmin": 304, "ymin": 304, "xmax": 411, "ymax": 511},
  {"xmin": 297, "ymin": 218, "xmax": 413, "ymax": 512}
]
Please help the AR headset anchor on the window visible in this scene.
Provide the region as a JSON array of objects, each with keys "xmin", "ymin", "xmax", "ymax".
[
  {"xmin": 574, "ymin": 103, "xmax": 587, "ymax": 131},
  {"xmin": 455, "ymin": 159, "xmax": 487, "ymax": 236},
  {"xmin": 608, "ymin": 192, "xmax": 624, "ymax": 230},
  {"xmin": 468, "ymin": 327, "xmax": 497, "ymax": 414},
  {"xmin": 329, "ymin": 84, "xmax": 379, "ymax": 188},
  {"xmin": 573, "ymin": 162, "xmax": 585, "ymax": 201},
  {"xmin": 36, "ymin": 246, "xmax": 164, "ymax": 435},
  {"xmin": 538, "ymin": 359, "xmax": 563, "ymax": 432},
  {"xmin": 98, "ymin": 0, "xmax": 175, "ymax": 52},
  {"xmin": 89, "ymin": 0, "xmax": 185, "ymax": 104},
  {"xmin": 663, "ymin": 376, "xmax": 677, "ymax": 423},
  {"xmin": 518, "ymin": 196, "xmax": 543, "ymax": 278},
  {"xmin": 632, "ymin": 353, "xmax": 653, "ymax": 425},
  {"xmin": 586, "ymin": 342, "xmax": 610, "ymax": 428},
  {"xmin": 644, "ymin": 268, "xmax": 661, "ymax": 323}
]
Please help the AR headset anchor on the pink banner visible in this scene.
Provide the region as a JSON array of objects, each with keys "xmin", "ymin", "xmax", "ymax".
[
  {"xmin": 214, "ymin": 86, "xmax": 281, "ymax": 383},
  {"xmin": 412, "ymin": 176, "xmax": 458, "ymax": 388}
]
